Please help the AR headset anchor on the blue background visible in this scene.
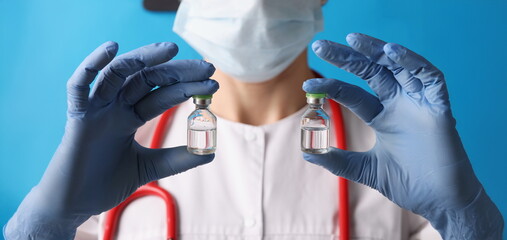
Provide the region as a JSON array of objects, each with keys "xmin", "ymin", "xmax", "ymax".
[{"xmin": 1, "ymin": 0, "xmax": 506, "ymax": 238}]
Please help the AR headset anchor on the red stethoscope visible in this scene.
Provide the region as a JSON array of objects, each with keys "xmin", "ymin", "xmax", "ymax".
[{"xmin": 103, "ymin": 100, "xmax": 349, "ymax": 240}]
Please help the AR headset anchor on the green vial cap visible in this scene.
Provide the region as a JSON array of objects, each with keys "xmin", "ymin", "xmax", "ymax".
[
  {"xmin": 193, "ymin": 95, "xmax": 213, "ymax": 99},
  {"xmin": 306, "ymin": 93, "xmax": 327, "ymax": 99}
]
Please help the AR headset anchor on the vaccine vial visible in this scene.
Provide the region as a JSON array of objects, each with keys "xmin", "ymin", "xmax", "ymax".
[
  {"xmin": 187, "ymin": 95, "xmax": 217, "ymax": 155},
  {"xmin": 301, "ymin": 93, "xmax": 330, "ymax": 154}
]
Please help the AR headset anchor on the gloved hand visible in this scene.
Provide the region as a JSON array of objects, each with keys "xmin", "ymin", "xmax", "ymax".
[
  {"xmin": 4, "ymin": 42, "xmax": 219, "ymax": 239},
  {"xmin": 303, "ymin": 33, "xmax": 504, "ymax": 239}
]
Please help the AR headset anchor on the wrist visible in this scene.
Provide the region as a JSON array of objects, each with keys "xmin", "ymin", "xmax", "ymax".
[
  {"xmin": 426, "ymin": 188, "xmax": 504, "ymax": 240},
  {"xmin": 4, "ymin": 188, "xmax": 88, "ymax": 240},
  {"xmin": 4, "ymin": 211, "xmax": 80, "ymax": 240}
]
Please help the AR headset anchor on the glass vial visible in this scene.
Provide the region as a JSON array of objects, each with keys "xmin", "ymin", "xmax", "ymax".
[
  {"xmin": 187, "ymin": 95, "xmax": 217, "ymax": 155},
  {"xmin": 301, "ymin": 93, "xmax": 330, "ymax": 154}
]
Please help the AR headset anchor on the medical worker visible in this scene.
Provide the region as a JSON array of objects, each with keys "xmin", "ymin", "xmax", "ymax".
[{"xmin": 4, "ymin": 0, "xmax": 504, "ymax": 239}]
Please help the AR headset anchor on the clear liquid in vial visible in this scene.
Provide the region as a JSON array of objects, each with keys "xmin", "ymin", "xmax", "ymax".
[
  {"xmin": 187, "ymin": 128, "xmax": 217, "ymax": 155},
  {"xmin": 301, "ymin": 127, "xmax": 329, "ymax": 154}
]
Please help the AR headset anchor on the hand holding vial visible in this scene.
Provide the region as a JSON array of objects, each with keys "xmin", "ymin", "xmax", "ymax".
[
  {"xmin": 302, "ymin": 34, "xmax": 504, "ymax": 239},
  {"xmin": 4, "ymin": 42, "xmax": 219, "ymax": 239}
]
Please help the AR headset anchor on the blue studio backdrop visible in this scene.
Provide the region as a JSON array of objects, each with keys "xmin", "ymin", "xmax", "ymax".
[{"xmin": 1, "ymin": 0, "xmax": 506, "ymax": 238}]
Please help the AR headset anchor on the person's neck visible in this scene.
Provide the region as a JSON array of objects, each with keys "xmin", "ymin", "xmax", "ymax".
[{"xmin": 209, "ymin": 50, "xmax": 316, "ymax": 126}]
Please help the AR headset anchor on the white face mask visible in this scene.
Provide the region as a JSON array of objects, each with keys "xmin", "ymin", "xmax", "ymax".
[{"xmin": 173, "ymin": 0, "xmax": 323, "ymax": 83}]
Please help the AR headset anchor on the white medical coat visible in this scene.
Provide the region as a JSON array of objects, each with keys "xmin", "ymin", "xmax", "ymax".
[{"xmin": 75, "ymin": 99, "xmax": 441, "ymax": 240}]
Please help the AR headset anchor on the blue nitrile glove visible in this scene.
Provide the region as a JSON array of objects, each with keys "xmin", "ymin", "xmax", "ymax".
[
  {"xmin": 303, "ymin": 33, "xmax": 504, "ymax": 239},
  {"xmin": 4, "ymin": 42, "xmax": 219, "ymax": 239}
]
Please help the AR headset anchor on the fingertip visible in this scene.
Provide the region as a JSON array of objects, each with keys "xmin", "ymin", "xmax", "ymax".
[
  {"xmin": 302, "ymin": 80, "xmax": 311, "ymax": 92},
  {"xmin": 345, "ymin": 33, "xmax": 361, "ymax": 47},
  {"xmin": 383, "ymin": 43, "xmax": 404, "ymax": 61},
  {"xmin": 312, "ymin": 40, "xmax": 328, "ymax": 55},
  {"xmin": 187, "ymin": 79, "xmax": 220, "ymax": 97},
  {"xmin": 166, "ymin": 42, "xmax": 179, "ymax": 58},
  {"xmin": 302, "ymin": 78, "xmax": 327, "ymax": 93},
  {"xmin": 312, "ymin": 40, "xmax": 356, "ymax": 65},
  {"xmin": 201, "ymin": 60, "xmax": 216, "ymax": 77},
  {"xmin": 304, "ymin": 77, "xmax": 337, "ymax": 88},
  {"xmin": 182, "ymin": 151, "xmax": 215, "ymax": 168},
  {"xmin": 103, "ymin": 41, "xmax": 118, "ymax": 49},
  {"xmin": 208, "ymin": 79, "xmax": 220, "ymax": 93},
  {"xmin": 154, "ymin": 42, "xmax": 179, "ymax": 59},
  {"xmin": 104, "ymin": 41, "xmax": 119, "ymax": 58},
  {"xmin": 208, "ymin": 63, "xmax": 216, "ymax": 76},
  {"xmin": 80, "ymin": 41, "xmax": 119, "ymax": 71},
  {"xmin": 197, "ymin": 153, "xmax": 215, "ymax": 165},
  {"xmin": 154, "ymin": 146, "xmax": 215, "ymax": 176},
  {"xmin": 302, "ymin": 152, "xmax": 329, "ymax": 167},
  {"xmin": 302, "ymin": 152, "xmax": 316, "ymax": 162},
  {"xmin": 302, "ymin": 78, "xmax": 315, "ymax": 92}
]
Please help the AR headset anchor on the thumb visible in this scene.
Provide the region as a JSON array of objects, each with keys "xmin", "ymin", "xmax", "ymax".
[
  {"xmin": 138, "ymin": 146, "xmax": 214, "ymax": 182},
  {"xmin": 303, "ymin": 147, "xmax": 377, "ymax": 188}
]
